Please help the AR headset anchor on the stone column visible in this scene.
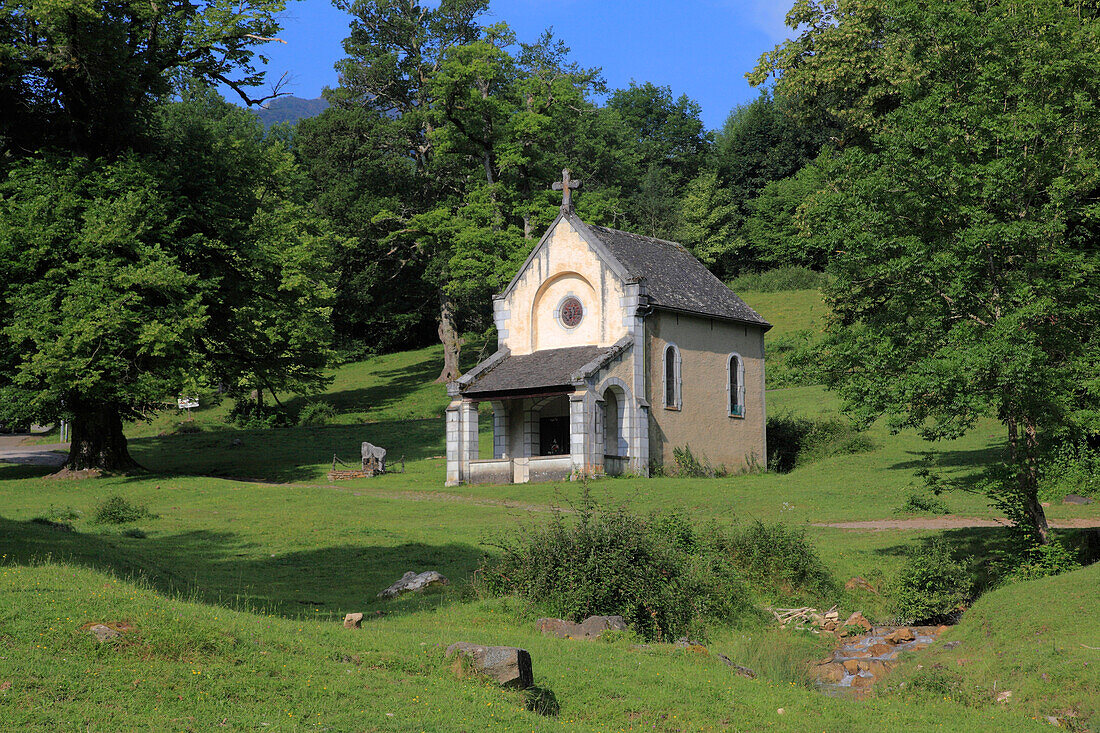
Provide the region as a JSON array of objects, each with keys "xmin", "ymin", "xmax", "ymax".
[
  {"xmin": 460, "ymin": 399, "xmax": 479, "ymax": 467},
  {"xmin": 569, "ymin": 390, "xmax": 591, "ymax": 479},
  {"xmin": 445, "ymin": 399, "xmax": 462, "ymax": 486},
  {"xmin": 523, "ymin": 399, "xmax": 539, "ymax": 458}
]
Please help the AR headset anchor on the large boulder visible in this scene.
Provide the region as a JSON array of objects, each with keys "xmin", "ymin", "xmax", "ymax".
[
  {"xmin": 378, "ymin": 570, "xmax": 448, "ymax": 599},
  {"xmin": 446, "ymin": 642, "xmax": 533, "ymax": 688},
  {"xmin": 843, "ymin": 612, "xmax": 873, "ymax": 632},
  {"xmin": 361, "ymin": 442, "xmax": 387, "ymax": 473},
  {"xmin": 1064, "ymin": 494, "xmax": 1094, "ymax": 505}
]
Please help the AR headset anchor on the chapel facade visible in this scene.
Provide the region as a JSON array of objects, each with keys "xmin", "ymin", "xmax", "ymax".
[{"xmin": 445, "ymin": 170, "xmax": 770, "ymax": 485}]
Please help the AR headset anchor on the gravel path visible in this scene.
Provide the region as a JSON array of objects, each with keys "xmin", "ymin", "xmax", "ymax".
[{"xmin": 0, "ymin": 434, "xmax": 67, "ymax": 467}]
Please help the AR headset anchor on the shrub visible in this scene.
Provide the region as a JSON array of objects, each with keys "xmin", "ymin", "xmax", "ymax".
[
  {"xmin": 896, "ymin": 490, "xmax": 950, "ymax": 515},
  {"xmin": 226, "ymin": 400, "xmax": 292, "ymax": 429},
  {"xmin": 728, "ymin": 520, "xmax": 836, "ymax": 600},
  {"xmin": 763, "ymin": 330, "xmax": 823, "ymax": 389},
  {"xmin": 890, "ymin": 541, "xmax": 970, "ymax": 624},
  {"xmin": 997, "ymin": 540, "xmax": 1080, "ymax": 585},
  {"xmin": 671, "ymin": 445, "xmax": 723, "ymax": 478},
  {"xmin": 727, "ymin": 266, "xmax": 830, "ymax": 293},
  {"xmin": 298, "ymin": 401, "xmax": 337, "ymax": 426},
  {"xmin": 766, "ymin": 414, "xmax": 874, "ymax": 473},
  {"xmin": 93, "ymin": 495, "xmax": 154, "ymax": 524},
  {"xmin": 478, "ymin": 495, "xmax": 756, "ymax": 641}
]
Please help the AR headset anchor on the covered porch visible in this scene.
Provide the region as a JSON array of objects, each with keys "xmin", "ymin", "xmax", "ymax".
[{"xmin": 445, "ymin": 344, "xmax": 644, "ymax": 485}]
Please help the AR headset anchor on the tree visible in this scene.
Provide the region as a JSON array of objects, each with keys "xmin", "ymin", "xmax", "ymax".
[
  {"xmin": 0, "ymin": 92, "xmax": 336, "ymax": 472},
  {"xmin": 1, "ymin": 0, "xmax": 290, "ymax": 159},
  {"xmin": 752, "ymin": 0, "xmax": 1100, "ymax": 543}
]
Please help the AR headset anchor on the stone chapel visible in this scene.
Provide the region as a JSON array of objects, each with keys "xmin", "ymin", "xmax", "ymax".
[{"xmin": 445, "ymin": 170, "xmax": 771, "ymax": 485}]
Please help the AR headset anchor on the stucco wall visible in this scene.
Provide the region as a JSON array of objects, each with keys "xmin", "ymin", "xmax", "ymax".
[
  {"xmin": 646, "ymin": 311, "xmax": 767, "ymax": 471},
  {"xmin": 499, "ymin": 219, "xmax": 628, "ymax": 355}
]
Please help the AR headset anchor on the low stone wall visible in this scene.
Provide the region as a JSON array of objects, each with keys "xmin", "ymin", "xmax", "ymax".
[
  {"xmin": 604, "ymin": 455, "xmax": 627, "ymax": 477},
  {"xmin": 528, "ymin": 455, "xmax": 573, "ymax": 483},
  {"xmin": 468, "ymin": 459, "xmax": 513, "ymax": 485}
]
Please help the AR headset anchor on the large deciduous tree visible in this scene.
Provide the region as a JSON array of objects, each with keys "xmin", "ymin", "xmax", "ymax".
[{"xmin": 752, "ymin": 0, "xmax": 1100, "ymax": 543}]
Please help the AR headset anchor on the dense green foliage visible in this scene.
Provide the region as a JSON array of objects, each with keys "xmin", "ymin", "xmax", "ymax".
[
  {"xmin": 753, "ymin": 0, "xmax": 1100, "ymax": 544},
  {"xmin": 765, "ymin": 414, "xmax": 874, "ymax": 473},
  {"xmin": 92, "ymin": 495, "xmax": 153, "ymax": 525},
  {"xmin": 890, "ymin": 541, "xmax": 970, "ymax": 624},
  {"xmin": 479, "ymin": 500, "xmax": 757, "ymax": 641}
]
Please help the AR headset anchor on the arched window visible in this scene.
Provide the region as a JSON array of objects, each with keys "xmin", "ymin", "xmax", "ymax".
[
  {"xmin": 727, "ymin": 353, "xmax": 745, "ymax": 417},
  {"xmin": 663, "ymin": 343, "xmax": 681, "ymax": 409}
]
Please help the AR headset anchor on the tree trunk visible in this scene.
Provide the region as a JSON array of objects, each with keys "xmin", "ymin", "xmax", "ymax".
[
  {"xmin": 64, "ymin": 403, "xmax": 139, "ymax": 473},
  {"xmin": 436, "ymin": 291, "xmax": 462, "ymax": 383},
  {"xmin": 1007, "ymin": 416, "xmax": 1050, "ymax": 544}
]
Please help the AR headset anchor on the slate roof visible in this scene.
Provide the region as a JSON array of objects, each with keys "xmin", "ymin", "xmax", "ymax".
[
  {"xmin": 462, "ymin": 345, "xmax": 613, "ymax": 397},
  {"xmin": 585, "ymin": 223, "xmax": 770, "ymax": 327}
]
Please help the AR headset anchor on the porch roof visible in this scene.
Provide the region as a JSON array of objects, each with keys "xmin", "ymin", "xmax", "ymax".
[{"xmin": 461, "ymin": 344, "xmax": 618, "ymax": 398}]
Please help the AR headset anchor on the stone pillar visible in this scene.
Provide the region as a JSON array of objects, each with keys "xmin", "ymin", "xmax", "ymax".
[
  {"xmin": 445, "ymin": 400, "xmax": 462, "ymax": 486},
  {"xmin": 569, "ymin": 390, "xmax": 591, "ymax": 478},
  {"xmin": 460, "ymin": 399, "xmax": 479, "ymax": 467},
  {"xmin": 630, "ymin": 404, "xmax": 650, "ymax": 477},
  {"xmin": 592, "ymin": 394, "xmax": 606, "ymax": 477}
]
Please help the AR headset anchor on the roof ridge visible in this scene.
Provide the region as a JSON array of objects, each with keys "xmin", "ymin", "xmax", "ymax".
[{"xmin": 587, "ymin": 224, "xmax": 690, "ymax": 253}]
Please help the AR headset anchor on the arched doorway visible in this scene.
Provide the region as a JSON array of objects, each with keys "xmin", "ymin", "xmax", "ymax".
[{"xmin": 600, "ymin": 381, "xmax": 630, "ymax": 476}]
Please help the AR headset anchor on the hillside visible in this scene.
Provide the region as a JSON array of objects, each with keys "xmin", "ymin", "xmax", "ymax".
[{"xmin": 252, "ymin": 95, "xmax": 329, "ymax": 127}]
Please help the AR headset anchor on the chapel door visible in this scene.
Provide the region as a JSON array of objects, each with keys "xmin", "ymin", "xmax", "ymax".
[{"xmin": 539, "ymin": 416, "xmax": 569, "ymax": 456}]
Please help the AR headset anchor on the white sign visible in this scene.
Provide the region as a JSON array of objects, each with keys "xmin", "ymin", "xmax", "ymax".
[{"xmin": 177, "ymin": 397, "xmax": 199, "ymax": 409}]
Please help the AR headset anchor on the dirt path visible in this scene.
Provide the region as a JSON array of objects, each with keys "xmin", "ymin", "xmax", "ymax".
[
  {"xmin": 814, "ymin": 516, "xmax": 1100, "ymax": 531},
  {"xmin": 0, "ymin": 435, "xmax": 67, "ymax": 467}
]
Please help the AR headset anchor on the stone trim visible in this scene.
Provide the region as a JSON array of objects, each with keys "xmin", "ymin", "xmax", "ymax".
[{"xmin": 726, "ymin": 352, "xmax": 746, "ymax": 418}]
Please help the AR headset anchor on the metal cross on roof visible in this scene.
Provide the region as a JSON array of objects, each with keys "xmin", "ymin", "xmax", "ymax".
[{"xmin": 552, "ymin": 168, "xmax": 581, "ymax": 213}]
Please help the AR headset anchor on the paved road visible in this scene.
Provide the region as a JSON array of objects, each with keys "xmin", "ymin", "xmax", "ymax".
[{"xmin": 0, "ymin": 434, "xmax": 68, "ymax": 467}]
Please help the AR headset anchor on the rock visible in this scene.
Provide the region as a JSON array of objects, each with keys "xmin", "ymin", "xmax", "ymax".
[
  {"xmin": 815, "ymin": 661, "xmax": 847, "ymax": 683},
  {"xmin": 1044, "ymin": 716, "xmax": 1060, "ymax": 726},
  {"xmin": 1064, "ymin": 494, "xmax": 1094, "ymax": 505},
  {"xmin": 824, "ymin": 609, "xmax": 840, "ymax": 620},
  {"xmin": 89, "ymin": 624, "xmax": 120, "ymax": 642},
  {"xmin": 843, "ymin": 612, "xmax": 873, "ymax": 631},
  {"xmin": 888, "ymin": 627, "xmax": 915, "ymax": 644},
  {"xmin": 846, "ymin": 649, "xmax": 873, "ymax": 659},
  {"xmin": 910, "ymin": 642, "xmax": 930, "ymax": 652},
  {"xmin": 869, "ymin": 643, "xmax": 893, "ymax": 657},
  {"xmin": 536, "ymin": 615, "xmax": 627, "ymax": 640},
  {"xmin": 777, "ymin": 708, "xmax": 785, "ymax": 715},
  {"xmin": 867, "ymin": 659, "xmax": 894, "ymax": 677},
  {"xmin": 996, "ymin": 690, "xmax": 1013, "ymax": 704},
  {"xmin": 942, "ymin": 640, "xmax": 962, "ymax": 650},
  {"xmin": 850, "ymin": 674, "xmax": 873, "ymax": 689},
  {"xmin": 446, "ymin": 642, "xmax": 533, "ymax": 689},
  {"xmin": 579, "ymin": 615, "xmax": 627, "ymax": 637},
  {"xmin": 378, "ymin": 570, "xmax": 448, "ymax": 599},
  {"xmin": 842, "ymin": 659, "xmax": 861, "ymax": 675},
  {"xmin": 844, "ymin": 577, "xmax": 877, "ymax": 593},
  {"xmin": 343, "ymin": 612, "xmax": 363, "ymax": 629},
  {"xmin": 934, "ymin": 624, "xmax": 950, "ymax": 635}
]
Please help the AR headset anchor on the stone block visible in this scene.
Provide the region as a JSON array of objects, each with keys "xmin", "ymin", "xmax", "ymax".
[{"xmin": 446, "ymin": 642, "xmax": 533, "ymax": 688}]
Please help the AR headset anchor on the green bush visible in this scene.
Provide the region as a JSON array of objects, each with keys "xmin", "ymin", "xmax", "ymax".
[
  {"xmin": 298, "ymin": 401, "xmax": 337, "ymax": 426},
  {"xmin": 93, "ymin": 495, "xmax": 154, "ymax": 524},
  {"xmin": 998, "ymin": 540, "xmax": 1081, "ymax": 585},
  {"xmin": 896, "ymin": 490, "xmax": 950, "ymax": 515},
  {"xmin": 727, "ymin": 266, "xmax": 830, "ymax": 293},
  {"xmin": 890, "ymin": 541, "xmax": 970, "ymax": 624},
  {"xmin": 43, "ymin": 505, "xmax": 83, "ymax": 522},
  {"xmin": 728, "ymin": 520, "xmax": 837, "ymax": 600},
  {"xmin": 766, "ymin": 414, "xmax": 874, "ymax": 473},
  {"xmin": 671, "ymin": 445, "xmax": 725, "ymax": 478},
  {"xmin": 478, "ymin": 495, "xmax": 757, "ymax": 641},
  {"xmin": 762, "ymin": 330, "xmax": 823, "ymax": 389}
]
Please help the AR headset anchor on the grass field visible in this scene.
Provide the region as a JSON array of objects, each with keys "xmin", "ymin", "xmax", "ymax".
[{"xmin": 2, "ymin": 288, "xmax": 1097, "ymax": 731}]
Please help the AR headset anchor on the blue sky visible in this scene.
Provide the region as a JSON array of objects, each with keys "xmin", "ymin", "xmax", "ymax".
[{"xmin": 247, "ymin": 0, "xmax": 794, "ymax": 130}]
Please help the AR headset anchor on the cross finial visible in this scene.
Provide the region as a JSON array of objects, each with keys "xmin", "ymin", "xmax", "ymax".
[{"xmin": 551, "ymin": 168, "xmax": 581, "ymax": 213}]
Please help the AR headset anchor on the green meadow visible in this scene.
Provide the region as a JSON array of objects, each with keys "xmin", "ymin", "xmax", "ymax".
[{"xmin": 1, "ymin": 288, "xmax": 1097, "ymax": 731}]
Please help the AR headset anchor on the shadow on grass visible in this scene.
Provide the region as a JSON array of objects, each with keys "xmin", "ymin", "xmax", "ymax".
[
  {"xmin": 888, "ymin": 445, "xmax": 1006, "ymax": 473},
  {"xmin": 283, "ymin": 358, "xmax": 442, "ymax": 418},
  {"xmin": 128, "ymin": 418, "xmax": 446, "ymax": 483},
  {"xmin": 0, "ymin": 515, "xmax": 485, "ymax": 620}
]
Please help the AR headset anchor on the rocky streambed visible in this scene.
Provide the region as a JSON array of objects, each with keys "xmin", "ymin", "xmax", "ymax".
[{"xmin": 813, "ymin": 625, "xmax": 948, "ymax": 697}]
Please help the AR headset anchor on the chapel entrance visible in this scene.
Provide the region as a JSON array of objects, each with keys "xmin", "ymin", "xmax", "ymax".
[
  {"xmin": 601, "ymin": 383, "xmax": 629, "ymax": 476},
  {"xmin": 537, "ymin": 395, "xmax": 570, "ymax": 456}
]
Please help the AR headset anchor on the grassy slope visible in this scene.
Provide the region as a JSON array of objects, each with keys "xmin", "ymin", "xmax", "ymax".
[
  {"xmin": 883, "ymin": 563, "xmax": 1100, "ymax": 725},
  {"xmin": 2, "ymin": 288, "xmax": 1096, "ymax": 731}
]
